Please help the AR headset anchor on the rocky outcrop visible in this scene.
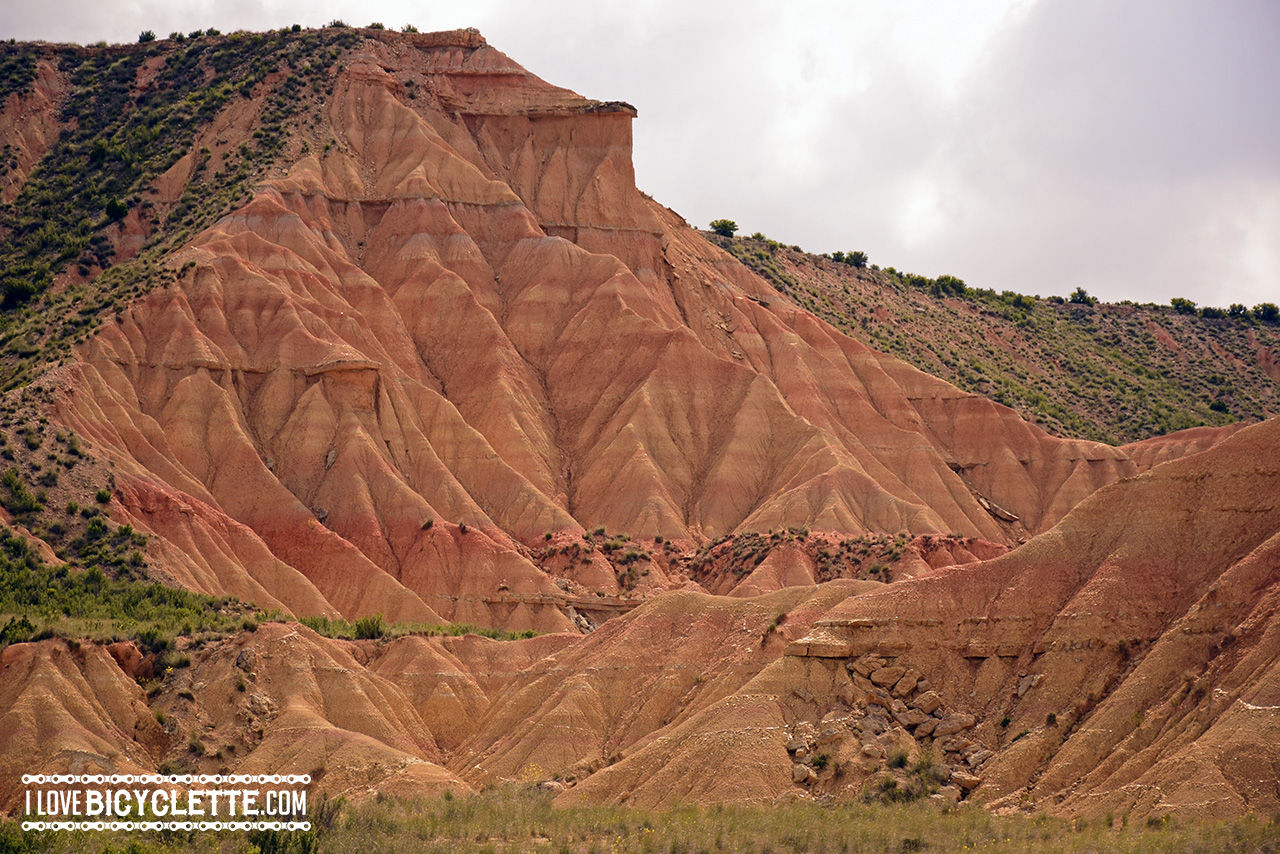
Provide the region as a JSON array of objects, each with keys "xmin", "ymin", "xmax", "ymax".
[
  {"xmin": 2, "ymin": 411, "xmax": 1277, "ymax": 819},
  {"xmin": 783, "ymin": 417, "xmax": 1280, "ymax": 820},
  {"xmin": 22, "ymin": 30, "xmax": 1165, "ymax": 629}
]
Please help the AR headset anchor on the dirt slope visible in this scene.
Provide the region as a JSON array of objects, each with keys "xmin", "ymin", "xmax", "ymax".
[
  {"xmin": 0, "ymin": 58, "xmax": 65, "ymax": 204},
  {"xmin": 3, "ymin": 29, "xmax": 1171, "ymax": 629},
  {"xmin": 0, "ymin": 640, "xmax": 161, "ymax": 806},
  {"xmin": 774, "ymin": 416, "xmax": 1280, "ymax": 819},
  {"xmin": 448, "ymin": 582, "xmax": 868, "ymax": 787},
  {"xmin": 730, "ymin": 237, "xmax": 1280, "ymax": 444},
  {"xmin": 1, "ymin": 28, "xmax": 1277, "ymax": 824},
  {"xmin": 1, "ymin": 416, "xmax": 1276, "ymax": 819},
  {"xmin": 0, "ymin": 623, "xmax": 577, "ymax": 812}
]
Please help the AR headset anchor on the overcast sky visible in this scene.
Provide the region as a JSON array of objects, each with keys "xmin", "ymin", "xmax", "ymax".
[{"xmin": 3, "ymin": 0, "xmax": 1277, "ymax": 308}]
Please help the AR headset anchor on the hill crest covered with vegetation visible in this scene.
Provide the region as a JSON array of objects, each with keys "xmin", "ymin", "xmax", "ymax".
[{"xmin": 715, "ymin": 230, "xmax": 1279, "ymax": 444}]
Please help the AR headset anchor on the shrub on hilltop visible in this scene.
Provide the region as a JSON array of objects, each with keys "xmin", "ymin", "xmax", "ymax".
[{"xmin": 710, "ymin": 219, "xmax": 738, "ymax": 237}]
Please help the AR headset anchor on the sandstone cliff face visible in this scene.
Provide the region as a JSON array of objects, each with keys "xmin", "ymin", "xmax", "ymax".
[
  {"xmin": 22, "ymin": 30, "xmax": 1156, "ymax": 627},
  {"xmin": 3, "ymin": 29, "xmax": 1279, "ymax": 823},
  {"xmin": 778, "ymin": 417, "xmax": 1280, "ymax": 819},
  {"xmin": 0, "ymin": 639, "xmax": 163, "ymax": 816},
  {"xmin": 2, "ymin": 418, "xmax": 1277, "ymax": 818}
]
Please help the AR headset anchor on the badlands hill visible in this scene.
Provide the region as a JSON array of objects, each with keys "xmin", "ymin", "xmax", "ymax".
[
  {"xmin": 3, "ymin": 418, "xmax": 1277, "ymax": 819},
  {"xmin": 0, "ymin": 26, "xmax": 1237, "ymax": 628},
  {"xmin": 0, "ymin": 27, "xmax": 1277, "ymax": 821}
]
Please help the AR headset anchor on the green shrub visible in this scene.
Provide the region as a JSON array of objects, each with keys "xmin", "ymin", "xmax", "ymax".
[
  {"xmin": 354, "ymin": 613, "xmax": 385, "ymax": 640},
  {"xmin": 935, "ymin": 274, "xmax": 967, "ymax": 296},
  {"xmin": 1, "ymin": 468, "xmax": 42, "ymax": 516},
  {"xmin": 709, "ymin": 219, "xmax": 738, "ymax": 238},
  {"xmin": 831, "ymin": 250, "xmax": 869, "ymax": 268},
  {"xmin": 135, "ymin": 626, "xmax": 171, "ymax": 656},
  {"xmin": 0, "ymin": 615, "xmax": 35, "ymax": 644},
  {"xmin": 1069, "ymin": 287, "xmax": 1098, "ymax": 306}
]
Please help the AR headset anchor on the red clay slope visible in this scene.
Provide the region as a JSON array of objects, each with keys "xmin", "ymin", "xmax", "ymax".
[
  {"xmin": 18, "ymin": 30, "xmax": 1166, "ymax": 630},
  {"xmin": 770, "ymin": 416, "xmax": 1280, "ymax": 819},
  {"xmin": 0, "ymin": 624, "xmax": 580, "ymax": 814},
  {"xmin": 5, "ymin": 404, "xmax": 1276, "ymax": 822}
]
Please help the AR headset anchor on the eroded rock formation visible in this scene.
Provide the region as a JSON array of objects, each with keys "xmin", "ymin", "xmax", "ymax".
[
  {"xmin": 1, "ymin": 28, "xmax": 1277, "ymax": 823},
  {"xmin": 24, "ymin": 30, "xmax": 1155, "ymax": 628}
]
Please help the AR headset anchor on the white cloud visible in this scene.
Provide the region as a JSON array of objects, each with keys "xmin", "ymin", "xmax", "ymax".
[{"xmin": 2, "ymin": 0, "xmax": 1275, "ymax": 306}]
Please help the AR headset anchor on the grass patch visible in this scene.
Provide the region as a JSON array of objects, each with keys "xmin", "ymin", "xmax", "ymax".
[
  {"xmin": 10, "ymin": 785, "xmax": 1266, "ymax": 854},
  {"xmin": 299, "ymin": 612, "xmax": 539, "ymax": 642},
  {"xmin": 324, "ymin": 789, "xmax": 1280, "ymax": 853},
  {"xmin": 0, "ymin": 523, "xmax": 259, "ymax": 655}
]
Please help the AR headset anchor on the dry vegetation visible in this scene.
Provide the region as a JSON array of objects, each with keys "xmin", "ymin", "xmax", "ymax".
[
  {"xmin": 683, "ymin": 528, "xmax": 922, "ymax": 587},
  {"xmin": 718, "ymin": 234, "xmax": 1280, "ymax": 444},
  {"xmin": 0, "ymin": 27, "xmax": 361, "ymax": 390},
  {"xmin": 4, "ymin": 787, "xmax": 1279, "ymax": 853}
]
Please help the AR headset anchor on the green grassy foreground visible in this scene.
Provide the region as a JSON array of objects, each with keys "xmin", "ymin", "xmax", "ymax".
[{"xmin": 4, "ymin": 786, "xmax": 1279, "ymax": 854}]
